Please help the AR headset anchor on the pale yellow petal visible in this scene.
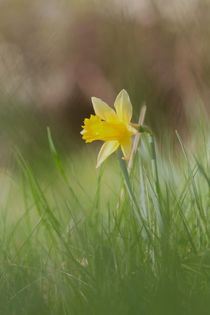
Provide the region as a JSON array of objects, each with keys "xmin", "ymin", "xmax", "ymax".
[
  {"xmin": 121, "ymin": 141, "xmax": 132, "ymax": 160},
  {"xmin": 96, "ymin": 141, "xmax": 119, "ymax": 168},
  {"xmin": 114, "ymin": 89, "xmax": 132, "ymax": 123},
  {"xmin": 91, "ymin": 97, "xmax": 116, "ymax": 121}
]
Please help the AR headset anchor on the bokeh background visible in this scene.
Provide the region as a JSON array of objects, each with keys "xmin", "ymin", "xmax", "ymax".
[{"xmin": 0, "ymin": 0, "xmax": 210, "ymax": 166}]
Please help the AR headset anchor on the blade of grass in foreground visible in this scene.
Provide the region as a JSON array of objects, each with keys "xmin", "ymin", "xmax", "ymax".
[
  {"xmin": 47, "ymin": 127, "xmax": 85, "ymax": 212},
  {"xmin": 118, "ymin": 150, "xmax": 156, "ymax": 244}
]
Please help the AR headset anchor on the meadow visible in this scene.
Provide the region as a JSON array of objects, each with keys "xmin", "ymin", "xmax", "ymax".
[
  {"xmin": 1, "ymin": 0, "xmax": 210, "ymax": 314},
  {"xmin": 1, "ymin": 113, "xmax": 210, "ymax": 315}
]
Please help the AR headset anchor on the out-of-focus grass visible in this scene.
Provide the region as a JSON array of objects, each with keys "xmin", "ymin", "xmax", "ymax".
[{"xmin": 1, "ymin": 117, "xmax": 210, "ymax": 314}]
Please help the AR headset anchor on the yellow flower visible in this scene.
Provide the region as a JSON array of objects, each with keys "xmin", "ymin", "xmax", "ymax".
[{"xmin": 81, "ymin": 89, "xmax": 138, "ymax": 168}]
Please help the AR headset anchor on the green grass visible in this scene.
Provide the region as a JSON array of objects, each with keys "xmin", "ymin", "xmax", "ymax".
[{"xmin": 2, "ymin": 126, "xmax": 210, "ymax": 315}]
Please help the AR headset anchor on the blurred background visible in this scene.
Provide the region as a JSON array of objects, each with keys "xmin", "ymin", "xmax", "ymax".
[{"xmin": 0, "ymin": 0, "xmax": 210, "ymax": 166}]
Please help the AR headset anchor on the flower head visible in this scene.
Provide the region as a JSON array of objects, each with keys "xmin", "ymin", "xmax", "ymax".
[{"xmin": 81, "ymin": 89, "xmax": 138, "ymax": 168}]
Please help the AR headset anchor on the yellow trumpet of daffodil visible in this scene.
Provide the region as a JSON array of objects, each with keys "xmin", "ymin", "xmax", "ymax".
[{"xmin": 81, "ymin": 89, "xmax": 138, "ymax": 168}]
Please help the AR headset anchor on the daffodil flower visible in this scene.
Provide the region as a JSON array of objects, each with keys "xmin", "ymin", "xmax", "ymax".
[{"xmin": 81, "ymin": 89, "xmax": 138, "ymax": 168}]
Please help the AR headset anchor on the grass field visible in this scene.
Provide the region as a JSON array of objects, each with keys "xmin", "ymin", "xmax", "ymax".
[{"xmin": 1, "ymin": 121, "xmax": 210, "ymax": 315}]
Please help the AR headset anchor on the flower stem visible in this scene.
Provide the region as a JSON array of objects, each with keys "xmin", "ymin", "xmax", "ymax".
[
  {"xmin": 127, "ymin": 104, "xmax": 147, "ymax": 174},
  {"xmin": 117, "ymin": 104, "xmax": 147, "ymax": 210}
]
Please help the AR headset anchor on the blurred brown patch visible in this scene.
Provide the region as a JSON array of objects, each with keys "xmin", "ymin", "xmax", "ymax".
[{"xmin": 0, "ymin": 0, "xmax": 210, "ymax": 145}]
